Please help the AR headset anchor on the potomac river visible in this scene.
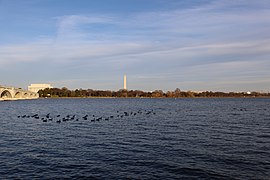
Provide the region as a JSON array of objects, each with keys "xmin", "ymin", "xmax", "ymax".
[{"xmin": 0, "ymin": 98, "xmax": 269, "ymax": 179}]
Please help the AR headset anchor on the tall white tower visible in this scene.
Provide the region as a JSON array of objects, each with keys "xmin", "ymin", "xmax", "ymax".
[{"xmin": 124, "ymin": 74, "xmax": 127, "ymax": 90}]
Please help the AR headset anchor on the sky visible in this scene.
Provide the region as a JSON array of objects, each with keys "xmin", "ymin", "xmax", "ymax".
[{"xmin": 0, "ymin": 0, "xmax": 270, "ymax": 92}]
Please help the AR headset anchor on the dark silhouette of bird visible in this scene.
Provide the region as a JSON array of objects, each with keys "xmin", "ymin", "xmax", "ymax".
[
  {"xmin": 82, "ymin": 115, "xmax": 88, "ymax": 120},
  {"xmin": 32, "ymin": 114, "xmax": 38, "ymax": 118}
]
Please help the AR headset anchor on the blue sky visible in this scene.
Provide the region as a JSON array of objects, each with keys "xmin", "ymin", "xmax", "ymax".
[{"xmin": 0, "ymin": 0, "xmax": 270, "ymax": 92}]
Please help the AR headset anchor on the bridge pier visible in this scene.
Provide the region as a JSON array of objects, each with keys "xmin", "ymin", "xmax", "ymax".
[{"xmin": 0, "ymin": 86, "xmax": 39, "ymax": 100}]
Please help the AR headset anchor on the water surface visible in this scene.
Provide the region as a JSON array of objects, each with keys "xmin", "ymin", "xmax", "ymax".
[{"xmin": 0, "ymin": 98, "xmax": 269, "ymax": 179}]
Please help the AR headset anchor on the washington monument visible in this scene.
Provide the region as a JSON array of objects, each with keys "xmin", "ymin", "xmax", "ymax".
[{"xmin": 124, "ymin": 74, "xmax": 127, "ymax": 90}]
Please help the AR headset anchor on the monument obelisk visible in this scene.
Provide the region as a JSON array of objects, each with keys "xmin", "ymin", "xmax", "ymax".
[{"xmin": 124, "ymin": 74, "xmax": 127, "ymax": 90}]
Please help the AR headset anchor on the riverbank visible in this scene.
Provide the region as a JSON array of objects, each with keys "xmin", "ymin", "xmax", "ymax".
[
  {"xmin": 38, "ymin": 87, "xmax": 270, "ymax": 99},
  {"xmin": 37, "ymin": 96, "xmax": 270, "ymax": 99}
]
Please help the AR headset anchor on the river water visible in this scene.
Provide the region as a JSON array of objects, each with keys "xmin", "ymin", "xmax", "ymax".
[{"xmin": 0, "ymin": 98, "xmax": 269, "ymax": 179}]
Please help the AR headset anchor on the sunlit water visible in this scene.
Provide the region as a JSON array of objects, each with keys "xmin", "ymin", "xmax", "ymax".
[{"xmin": 0, "ymin": 98, "xmax": 269, "ymax": 179}]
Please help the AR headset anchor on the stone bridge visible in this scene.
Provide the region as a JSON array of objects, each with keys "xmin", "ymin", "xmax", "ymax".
[{"xmin": 0, "ymin": 86, "xmax": 39, "ymax": 101}]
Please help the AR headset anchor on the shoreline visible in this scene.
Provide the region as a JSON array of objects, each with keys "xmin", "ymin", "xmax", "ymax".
[
  {"xmin": 2, "ymin": 96, "xmax": 270, "ymax": 101},
  {"xmin": 38, "ymin": 96, "xmax": 270, "ymax": 99}
]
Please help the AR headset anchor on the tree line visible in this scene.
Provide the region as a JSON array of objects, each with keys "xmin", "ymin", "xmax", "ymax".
[{"xmin": 38, "ymin": 87, "xmax": 270, "ymax": 98}]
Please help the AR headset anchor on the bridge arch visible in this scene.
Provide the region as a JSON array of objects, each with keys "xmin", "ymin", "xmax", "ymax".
[
  {"xmin": 30, "ymin": 93, "xmax": 37, "ymax": 98},
  {"xmin": 14, "ymin": 92, "xmax": 22, "ymax": 99},
  {"xmin": 1, "ymin": 90, "xmax": 12, "ymax": 99},
  {"xmin": 23, "ymin": 92, "xmax": 29, "ymax": 99}
]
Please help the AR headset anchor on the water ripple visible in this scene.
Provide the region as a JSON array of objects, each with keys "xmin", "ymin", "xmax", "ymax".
[{"xmin": 0, "ymin": 98, "xmax": 269, "ymax": 179}]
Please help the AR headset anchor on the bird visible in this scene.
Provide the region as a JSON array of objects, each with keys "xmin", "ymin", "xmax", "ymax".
[
  {"xmin": 32, "ymin": 114, "xmax": 38, "ymax": 118},
  {"xmin": 71, "ymin": 115, "xmax": 75, "ymax": 120},
  {"xmin": 82, "ymin": 115, "xmax": 88, "ymax": 120},
  {"xmin": 96, "ymin": 117, "xmax": 101, "ymax": 121}
]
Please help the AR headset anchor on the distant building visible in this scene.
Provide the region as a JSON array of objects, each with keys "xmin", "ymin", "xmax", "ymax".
[{"xmin": 28, "ymin": 84, "xmax": 53, "ymax": 93}]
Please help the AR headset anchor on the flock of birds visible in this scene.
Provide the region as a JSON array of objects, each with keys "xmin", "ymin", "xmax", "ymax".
[{"xmin": 17, "ymin": 109, "xmax": 157, "ymax": 124}]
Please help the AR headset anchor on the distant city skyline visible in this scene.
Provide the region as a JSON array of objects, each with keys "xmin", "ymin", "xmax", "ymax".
[{"xmin": 0, "ymin": 0, "xmax": 270, "ymax": 92}]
